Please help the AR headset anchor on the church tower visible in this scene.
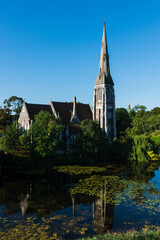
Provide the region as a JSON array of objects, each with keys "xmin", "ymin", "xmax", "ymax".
[{"xmin": 93, "ymin": 22, "xmax": 116, "ymax": 141}]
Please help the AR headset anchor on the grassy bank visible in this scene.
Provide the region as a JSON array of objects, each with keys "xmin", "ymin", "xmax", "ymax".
[{"xmin": 82, "ymin": 229, "xmax": 160, "ymax": 240}]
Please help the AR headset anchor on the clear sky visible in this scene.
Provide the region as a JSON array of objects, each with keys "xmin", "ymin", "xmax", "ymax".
[{"xmin": 0, "ymin": 0, "xmax": 160, "ymax": 110}]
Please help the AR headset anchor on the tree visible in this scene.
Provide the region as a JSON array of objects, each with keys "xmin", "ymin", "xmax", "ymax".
[
  {"xmin": 126, "ymin": 105, "xmax": 150, "ymax": 137},
  {"xmin": 0, "ymin": 121, "xmax": 30, "ymax": 155},
  {"xmin": 78, "ymin": 119, "xmax": 108, "ymax": 160},
  {"xmin": 129, "ymin": 135, "xmax": 153, "ymax": 162},
  {"xmin": 116, "ymin": 108, "xmax": 131, "ymax": 138},
  {"xmin": 133, "ymin": 105, "xmax": 147, "ymax": 112},
  {"xmin": 3, "ymin": 96, "xmax": 23, "ymax": 120},
  {"xmin": 150, "ymin": 107, "xmax": 160, "ymax": 115},
  {"xmin": 28, "ymin": 111, "xmax": 64, "ymax": 157},
  {"xmin": 0, "ymin": 108, "xmax": 12, "ymax": 133}
]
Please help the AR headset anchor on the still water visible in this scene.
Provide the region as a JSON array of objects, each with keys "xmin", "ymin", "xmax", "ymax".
[{"xmin": 0, "ymin": 160, "xmax": 160, "ymax": 239}]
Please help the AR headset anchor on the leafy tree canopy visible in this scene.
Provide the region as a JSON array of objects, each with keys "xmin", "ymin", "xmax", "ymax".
[
  {"xmin": 0, "ymin": 108, "xmax": 12, "ymax": 133},
  {"xmin": 126, "ymin": 105, "xmax": 160, "ymax": 137},
  {"xmin": 3, "ymin": 96, "xmax": 23, "ymax": 119},
  {"xmin": 0, "ymin": 121, "xmax": 29, "ymax": 155},
  {"xmin": 78, "ymin": 119, "xmax": 108, "ymax": 160},
  {"xmin": 28, "ymin": 111, "xmax": 64, "ymax": 157},
  {"xmin": 150, "ymin": 107, "xmax": 160, "ymax": 115},
  {"xmin": 116, "ymin": 108, "xmax": 131, "ymax": 138},
  {"xmin": 133, "ymin": 105, "xmax": 147, "ymax": 112}
]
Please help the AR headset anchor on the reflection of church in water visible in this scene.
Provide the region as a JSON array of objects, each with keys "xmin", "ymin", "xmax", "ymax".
[
  {"xmin": 70, "ymin": 194, "xmax": 115, "ymax": 234},
  {"xmin": 19, "ymin": 193, "xmax": 115, "ymax": 234},
  {"xmin": 93, "ymin": 199, "xmax": 114, "ymax": 234}
]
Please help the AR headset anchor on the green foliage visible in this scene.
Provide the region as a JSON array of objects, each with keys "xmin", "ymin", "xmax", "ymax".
[
  {"xmin": 54, "ymin": 165, "xmax": 106, "ymax": 175},
  {"xmin": 0, "ymin": 96, "xmax": 23, "ymax": 133},
  {"xmin": 146, "ymin": 115, "xmax": 160, "ymax": 133},
  {"xmin": 133, "ymin": 105, "xmax": 147, "ymax": 112},
  {"xmin": 28, "ymin": 111, "xmax": 64, "ymax": 157},
  {"xmin": 78, "ymin": 119, "xmax": 109, "ymax": 160},
  {"xmin": 129, "ymin": 135, "xmax": 153, "ymax": 162},
  {"xmin": 3, "ymin": 96, "xmax": 23, "ymax": 120},
  {"xmin": 69, "ymin": 174, "xmax": 160, "ymax": 209},
  {"xmin": 116, "ymin": 108, "xmax": 131, "ymax": 138},
  {"xmin": 126, "ymin": 105, "xmax": 160, "ymax": 137},
  {"xmin": 83, "ymin": 229, "xmax": 160, "ymax": 240},
  {"xmin": 151, "ymin": 131, "xmax": 160, "ymax": 154},
  {"xmin": 0, "ymin": 108, "xmax": 12, "ymax": 133},
  {"xmin": 0, "ymin": 121, "xmax": 30, "ymax": 156},
  {"xmin": 70, "ymin": 175, "xmax": 126, "ymax": 204},
  {"xmin": 113, "ymin": 105, "xmax": 160, "ymax": 162},
  {"xmin": 126, "ymin": 111, "xmax": 150, "ymax": 137},
  {"xmin": 150, "ymin": 107, "xmax": 160, "ymax": 115},
  {"xmin": 148, "ymin": 151, "xmax": 160, "ymax": 161},
  {"xmin": 108, "ymin": 138, "xmax": 132, "ymax": 160}
]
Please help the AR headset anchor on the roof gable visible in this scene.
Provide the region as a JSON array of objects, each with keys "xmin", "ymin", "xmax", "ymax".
[
  {"xmin": 52, "ymin": 101, "xmax": 92, "ymax": 125},
  {"xmin": 25, "ymin": 103, "xmax": 53, "ymax": 120}
]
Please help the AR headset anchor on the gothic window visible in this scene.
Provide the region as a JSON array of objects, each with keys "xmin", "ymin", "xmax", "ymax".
[
  {"xmin": 99, "ymin": 109, "xmax": 101, "ymax": 126},
  {"xmin": 107, "ymin": 111, "xmax": 112, "ymax": 119},
  {"xmin": 107, "ymin": 88, "xmax": 111, "ymax": 100},
  {"xmin": 98, "ymin": 89, "xmax": 102, "ymax": 101}
]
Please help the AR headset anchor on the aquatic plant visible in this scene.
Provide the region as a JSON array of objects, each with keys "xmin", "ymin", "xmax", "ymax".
[
  {"xmin": 53, "ymin": 165, "xmax": 106, "ymax": 175},
  {"xmin": 0, "ymin": 215, "xmax": 90, "ymax": 239},
  {"xmin": 70, "ymin": 175, "xmax": 160, "ymax": 211}
]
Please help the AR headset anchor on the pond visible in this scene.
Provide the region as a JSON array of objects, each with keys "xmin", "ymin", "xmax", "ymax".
[{"xmin": 0, "ymin": 160, "xmax": 160, "ymax": 239}]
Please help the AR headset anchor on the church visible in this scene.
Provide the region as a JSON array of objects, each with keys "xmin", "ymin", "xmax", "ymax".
[{"xmin": 18, "ymin": 23, "xmax": 116, "ymax": 149}]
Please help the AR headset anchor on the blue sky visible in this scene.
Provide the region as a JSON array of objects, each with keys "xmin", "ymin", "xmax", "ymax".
[{"xmin": 0, "ymin": 0, "xmax": 160, "ymax": 110}]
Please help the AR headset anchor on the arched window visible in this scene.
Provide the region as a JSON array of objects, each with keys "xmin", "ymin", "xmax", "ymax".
[
  {"xmin": 98, "ymin": 89, "xmax": 102, "ymax": 100},
  {"xmin": 107, "ymin": 88, "xmax": 111, "ymax": 100},
  {"xmin": 99, "ymin": 109, "xmax": 101, "ymax": 126}
]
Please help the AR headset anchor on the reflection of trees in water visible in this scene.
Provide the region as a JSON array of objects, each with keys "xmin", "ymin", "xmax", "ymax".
[
  {"xmin": 0, "ymin": 160, "xmax": 160, "ymax": 222},
  {"xmin": 69, "ymin": 161, "xmax": 160, "ymax": 234},
  {"xmin": 0, "ymin": 173, "xmax": 71, "ymax": 217}
]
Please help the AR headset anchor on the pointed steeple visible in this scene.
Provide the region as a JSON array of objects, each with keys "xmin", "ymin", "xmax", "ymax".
[
  {"xmin": 95, "ymin": 22, "xmax": 113, "ymax": 86},
  {"xmin": 93, "ymin": 21, "xmax": 116, "ymax": 142},
  {"xmin": 70, "ymin": 96, "xmax": 80, "ymax": 124},
  {"xmin": 99, "ymin": 21, "xmax": 110, "ymax": 76}
]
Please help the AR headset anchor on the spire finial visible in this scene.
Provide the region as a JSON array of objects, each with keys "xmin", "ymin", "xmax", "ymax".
[
  {"xmin": 73, "ymin": 96, "xmax": 76, "ymax": 115},
  {"xmin": 104, "ymin": 18, "xmax": 105, "ymax": 25}
]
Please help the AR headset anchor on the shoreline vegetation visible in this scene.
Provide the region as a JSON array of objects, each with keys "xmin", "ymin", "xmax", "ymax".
[
  {"xmin": 82, "ymin": 229, "xmax": 160, "ymax": 240},
  {"xmin": 0, "ymin": 97, "xmax": 160, "ymax": 165},
  {"xmin": 0, "ymin": 96, "xmax": 160, "ymax": 164},
  {"xmin": 0, "ymin": 97, "xmax": 160, "ymax": 239}
]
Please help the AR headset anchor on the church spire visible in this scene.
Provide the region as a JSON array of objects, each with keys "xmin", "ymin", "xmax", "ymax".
[
  {"xmin": 99, "ymin": 22, "xmax": 110, "ymax": 76},
  {"xmin": 93, "ymin": 22, "xmax": 116, "ymax": 141}
]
